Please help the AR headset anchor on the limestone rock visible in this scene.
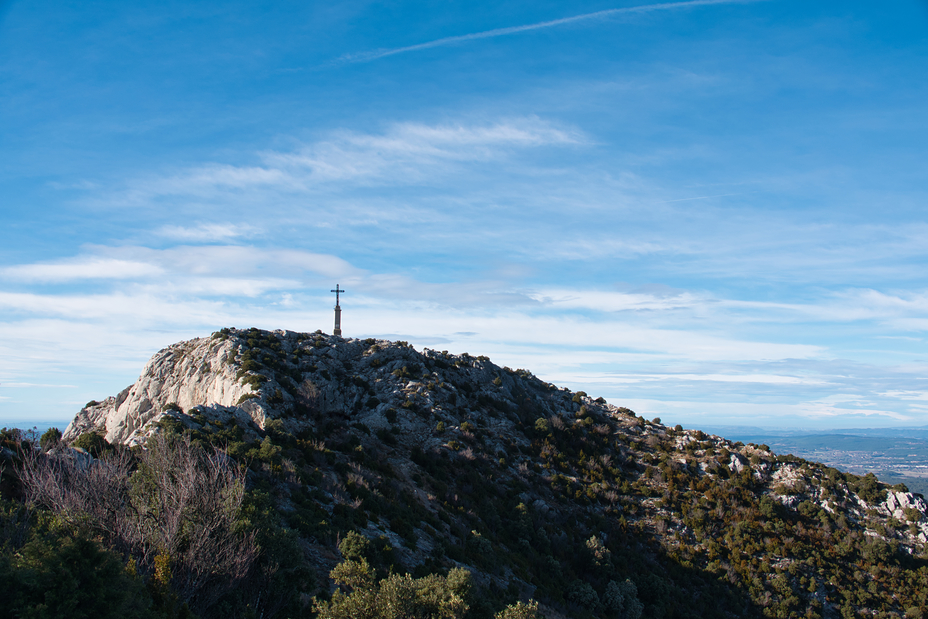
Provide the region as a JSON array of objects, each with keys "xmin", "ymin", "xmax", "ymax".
[
  {"xmin": 883, "ymin": 490, "xmax": 928, "ymax": 520},
  {"xmin": 729, "ymin": 452, "xmax": 748, "ymax": 474},
  {"xmin": 64, "ymin": 332, "xmax": 262, "ymax": 446}
]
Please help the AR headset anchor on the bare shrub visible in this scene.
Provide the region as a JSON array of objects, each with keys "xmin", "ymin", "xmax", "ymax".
[
  {"xmin": 21, "ymin": 434, "xmax": 257, "ymax": 615},
  {"xmin": 21, "ymin": 447, "xmax": 133, "ymax": 543},
  {"xmin": 296, "ymin": 379, "xmax": 320, "ymax": 413},
  {"xmin": 131, "ymin": 433, "xmax": 257, "ymax": 610}
]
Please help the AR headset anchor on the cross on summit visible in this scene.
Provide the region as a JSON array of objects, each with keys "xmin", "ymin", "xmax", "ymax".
[{"xmin": 331, "ymin": 285, "xmax": 345, "ymax": 336}]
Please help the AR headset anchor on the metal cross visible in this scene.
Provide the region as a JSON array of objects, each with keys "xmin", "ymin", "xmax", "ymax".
[{"xmin": 331, "ymin": 284, "xmax": 345, "ymax": 305}]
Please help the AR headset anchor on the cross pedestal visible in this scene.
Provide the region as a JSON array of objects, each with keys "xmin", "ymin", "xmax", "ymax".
[{"xmin": 331, "ymin": 285, "xmax": 345, "ymax": 336}]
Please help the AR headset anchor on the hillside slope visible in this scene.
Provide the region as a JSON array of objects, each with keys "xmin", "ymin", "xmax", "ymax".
[{"xmin": 58, "ymin": 328, "xmax": 928, "ymax": 618}]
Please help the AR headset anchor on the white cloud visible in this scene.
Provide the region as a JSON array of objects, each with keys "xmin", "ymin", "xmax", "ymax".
[
  {"xmin": 0, "ymin": 382, "xmax": 77, "ymax": 388},
  {"xmin": 0, "ymin": 245, "xmax": 360, "ymax": 289},
  {"xmin": 796, "ymin": 401, "xmax": 912, "ymax": 422},
  {"xmin": 529, "ymin": 288, "xmax": 705, "ymax": 312},
  {"xmin": 262, "ymin": 118, "xmax": 580, "ymax": 184},
  {"xmin": 156, "ymin": 223, "xmax": 259, "ymax": 242},
  {"xmin": 879, "ymin": 390, "xmax": 928, "ymax": 401},
  {"xmin": 1, "ymin": 258, "xmax": 163, "ymax": 282},
  {"xmin": 118, "ymin": 118, "xmax": 580, "ymax": 203},
  {"xmin": 578, "ymin": 372, "xmax": 829, "ymax": 386}
]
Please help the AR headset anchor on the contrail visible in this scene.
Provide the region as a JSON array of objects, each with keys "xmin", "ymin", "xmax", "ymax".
[{"xmin": 337, "ymin": 0, "xmax": 763, "ymax": 64}]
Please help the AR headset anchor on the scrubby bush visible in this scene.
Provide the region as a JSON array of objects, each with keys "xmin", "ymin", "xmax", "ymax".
[
  {"xmin": 314, "ymin": 556, "xmax": 539, "ymax": 619},
  {"xmin": 495, "ymin": 601, "xmax": 540, "ymax": 619},
  {"xmin": 604, "ymin": 579, "xmax": 643, "ymax": 619},
  {"xmin": 314, "ymin": 558, "xmax": 471, "ymax": 619},
  {"xmin": 40, "ymin": 427, "xmax": 62, "ymax": 451},
  {"xmin": 566, "ymin": 579, "xmax": 600, "ymax": 610},
  {"xmin": 21, "ymin": 434, "xmax": 256, "ymax": 616},
  {"xmin": 0, "ymin": 534, "xmax": 159, "ymax": 618},
  {"xmin": 71, "ymin": 431, "xmax": 112, "ymax": 457}
]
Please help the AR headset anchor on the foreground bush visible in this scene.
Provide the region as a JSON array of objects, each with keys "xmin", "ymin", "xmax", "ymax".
[
  {"xmin": 19, "ymin": 434, "xmax": 256, "ymax": 616},
  {"xmin": 314, "ymin": 557, "xmax": 539, "ymax": 619},
  {"xmin": 0, "ymin": 532, "xmax": 158, "ymax": 619}
]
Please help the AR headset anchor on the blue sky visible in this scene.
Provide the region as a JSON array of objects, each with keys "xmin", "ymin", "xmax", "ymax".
[{"xmin": 2, "ymin": 0, "xmax": 928, "ymax": 430}]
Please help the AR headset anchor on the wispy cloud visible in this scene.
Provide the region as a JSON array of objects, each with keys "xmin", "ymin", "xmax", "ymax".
[
  {"xmin": 529, "ymin": 287, "xmax": 705, "ymax": 313},
  {"xmin": 798, "ymin": 401, "xmax": 912, "ymax": 422},
  {"xmin": 337, "ymin": 0, "xmax": 763, "ymax": 64},
  {"xmin": 601, "ymin": 372, "xmax": 830, "ymax": 386},
  {"xmin": 264, "ymin": 119, "xmax": 579, "ymax": 182},
  {"xmin": 120, "ymin": 118, "xmax": 579, "ymax": 202},
  {"xmin": 156, "ymin": 223, "xmax": 259, "ymax": 242},
  {"xmin": 0, "ymin": 382, "xmax": 77, "ymax": 389},
  {"xmin": 0, "ymin": 246, "xmax": 359, "ymax": 289},
  {"xmin": 1, "ymin": 258, "xmax": 164, "ymax": 282}
]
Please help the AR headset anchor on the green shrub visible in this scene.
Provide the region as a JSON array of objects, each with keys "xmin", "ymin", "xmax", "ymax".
[
  {"xmin": 339, "ymin": 531, "xmax": 371, "ymax": 562},
  {"xmin": 237, "ymin": 393, "xmax": 259, "ymax": 405},
  {"xmin": 71, "ymin": 432, "xmax": 112, "ymax": 458},
  {"xmin": 40, "ymin": 427, "xmax": 62, "ymax": 451},
  {"xmin": 603, "ymin": 579, "xmax": 643, "ymax": 619},
  {"xmin": 1, "ymin": 534, "xmax": 157, "ymax": 619},
  {"xmin": 314, "ymin": 559, "xmax": 472, "ymax": 619},
  {"xmin": 566, "ymin": 579, "xmax": 600, "ymax": 610},
  {"xmin": 495, "ymin": 601, "xmax": 540, "ymax": 619}
]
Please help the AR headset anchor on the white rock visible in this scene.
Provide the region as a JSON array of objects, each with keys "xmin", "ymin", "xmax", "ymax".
[
  {"xmin": 883, "ymin": 490, "xmax": 928, "ymax": 520},
  {"xmin": 64, "ymin": 335, "xmax": 263, "ymax": 445},
  {"xmin": 729, "ymin": 452, "xmax": 748, "ymax": 474}
]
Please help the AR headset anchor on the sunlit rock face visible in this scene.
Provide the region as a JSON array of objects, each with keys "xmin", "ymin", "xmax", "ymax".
[
  {"xmin": 64, "ymin": 327, "xmax": 590, "ymax": 450},
  {"xmin": 64, "ymin": 333, "xmax": 262, "ymax": 446}
]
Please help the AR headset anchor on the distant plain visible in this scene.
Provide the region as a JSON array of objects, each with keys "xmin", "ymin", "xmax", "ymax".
[{"xmin": 704, "ymin": 426, "xmax": 928, "ymax": 496}]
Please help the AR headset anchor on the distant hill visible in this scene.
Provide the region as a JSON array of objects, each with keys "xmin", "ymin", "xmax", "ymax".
[{"xmin": 5, "ymin": 327, "xmax": 928, "ymax": 618}]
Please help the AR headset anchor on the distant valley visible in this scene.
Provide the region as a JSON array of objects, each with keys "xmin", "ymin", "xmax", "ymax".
[{"xmin": 703, "ymin": 426, "xmax": 928, "ymax": 496}]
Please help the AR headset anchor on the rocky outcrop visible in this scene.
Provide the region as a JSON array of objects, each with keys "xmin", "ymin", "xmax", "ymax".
[
  {"xmin": 64, "ymin": 331, "xmax": 264, "ymax": 446},
  {"xmin": 65, "ymin": 327, "xmax": 618, "ymax": 451}
]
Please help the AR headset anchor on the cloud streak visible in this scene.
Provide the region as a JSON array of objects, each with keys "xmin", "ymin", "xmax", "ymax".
[
  {"xmin": 338, "ymin": 0, "xmax": 762, "ymax": 64},
  {"xmin": 157, "ymin": 223, "xmax": 259, "ymax": 242},
  {"xmin": 1, "ymin": 259, "xmax": 164, "ymax": 282},
  {"xmin": 118, "ymin": 118, "xmax": 578, "ymax": 204}
]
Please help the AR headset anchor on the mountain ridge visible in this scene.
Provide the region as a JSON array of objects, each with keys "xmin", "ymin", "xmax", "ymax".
[{"xmin": 50, "ymin": 327, "xmax": 928, "ymax": 617}]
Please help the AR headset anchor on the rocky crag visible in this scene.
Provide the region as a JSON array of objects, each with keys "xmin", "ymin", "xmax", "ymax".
[{"xmin": 62, "ymin": 327, "xmax": 928, "ymax": 618}]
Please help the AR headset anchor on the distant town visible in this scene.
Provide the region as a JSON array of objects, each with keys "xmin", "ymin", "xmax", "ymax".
[{"xmin": 704, "ymin": 425, "xmax": 928, "ymax": 496}]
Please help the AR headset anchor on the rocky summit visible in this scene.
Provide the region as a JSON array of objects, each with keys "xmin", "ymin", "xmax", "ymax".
[{"xmin": 47, "ymin": 327, "xmax": 928, "ymax": 617}]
